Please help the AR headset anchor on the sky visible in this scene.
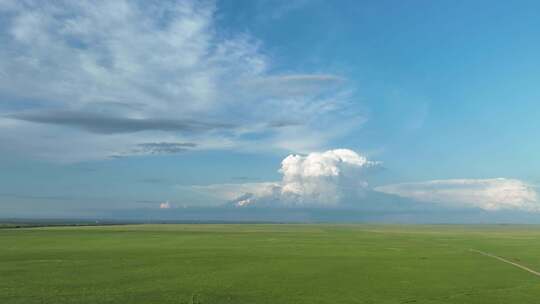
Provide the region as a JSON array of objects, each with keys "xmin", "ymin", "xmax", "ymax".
[{"xmin": 1, "ymin": 0, "xmax": 540, "ymax": 221}]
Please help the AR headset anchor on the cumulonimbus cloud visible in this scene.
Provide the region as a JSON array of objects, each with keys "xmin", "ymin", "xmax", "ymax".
[
  {"xmin": 191, "ymin": 149, "xmax": 380, "ymax": 207},
  {"xmin": 375, "ymin": 178, "xmax": 539, "ymax": 212},
  {"xmin": 275, "ymin": 149, "xmax": 378, "ymax": 206}
]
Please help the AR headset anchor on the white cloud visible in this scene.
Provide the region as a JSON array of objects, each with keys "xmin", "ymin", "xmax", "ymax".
[
  {"xmin": 0, "ymin": 0, "xmax": 360, "ymax": 161},
  {"xmin": 276, "ymin": 149, "xmax": 377, "ymax": 206},
  {"xmin": 159, "ymin": 201, "xmax": 171, "ymax": 209},
  {"xmin": 375, "ymin": 178, "xmax": 539, "ymax": 212},
  {"xmin": 190, "ymin": 149, "xmax": 379, "ymax": 207}
]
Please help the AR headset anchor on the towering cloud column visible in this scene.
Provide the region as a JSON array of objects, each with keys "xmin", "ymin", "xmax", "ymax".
[{"xmin": 229, "ymin": 149, "xmax": 379, "ymax": 207}]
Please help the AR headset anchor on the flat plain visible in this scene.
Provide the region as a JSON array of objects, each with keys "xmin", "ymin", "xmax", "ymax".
[{"xmin": 2, "ymin": 224, "xmax": 540, "ymax": 303}]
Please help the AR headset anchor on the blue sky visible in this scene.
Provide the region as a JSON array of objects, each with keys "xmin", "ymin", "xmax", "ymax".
[{"xmin": 1, "ymin": 0, "xmax": 539, "ymax": 220}]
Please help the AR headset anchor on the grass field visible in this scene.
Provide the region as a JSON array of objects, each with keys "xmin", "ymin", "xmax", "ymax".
[{"xmin": 2, "ymin": 224, "xmax": 540, "ymax": 303}]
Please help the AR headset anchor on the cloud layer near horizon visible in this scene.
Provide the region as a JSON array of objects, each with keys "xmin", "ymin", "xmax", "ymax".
[
  {"xmin": 189, "ymin": 150, "xmax": 539, "ymax": 212},
  {"xmin": 375, "ymin": 178, "xmax": 539, "ymax": 212},
  {"xmin": 0, "ymin": 0, "xmax": 360, "ymax": 161}
]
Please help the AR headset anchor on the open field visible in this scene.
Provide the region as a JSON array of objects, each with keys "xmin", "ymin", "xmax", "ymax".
[{"xmin": 2, "ymin": 224, "xmax": 540, "ymax": 303}]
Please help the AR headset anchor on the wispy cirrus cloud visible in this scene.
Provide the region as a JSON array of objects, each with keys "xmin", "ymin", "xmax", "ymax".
[{"xmin": 0, "ymin": 0, "xmax": 361, "ymax": 161}]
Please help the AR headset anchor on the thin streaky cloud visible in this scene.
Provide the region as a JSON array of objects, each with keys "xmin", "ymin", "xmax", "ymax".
[{"xmin": 9, "ymin": 111, "xmax": 235, "ymax": 134}]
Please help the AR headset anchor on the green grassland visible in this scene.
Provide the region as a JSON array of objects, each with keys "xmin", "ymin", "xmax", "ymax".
[{"xmin": 2, "ymin": 224, "xmax": 540, "ymax": 303}]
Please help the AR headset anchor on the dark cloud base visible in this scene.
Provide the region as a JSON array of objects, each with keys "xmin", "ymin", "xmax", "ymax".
[
  {"xmin": 134, "ymin": 142, "xmax": 196, "ymax": 154},
  {"xmin": 10, "ymin": 111, "xmax": 235, "ymax": 134}
]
